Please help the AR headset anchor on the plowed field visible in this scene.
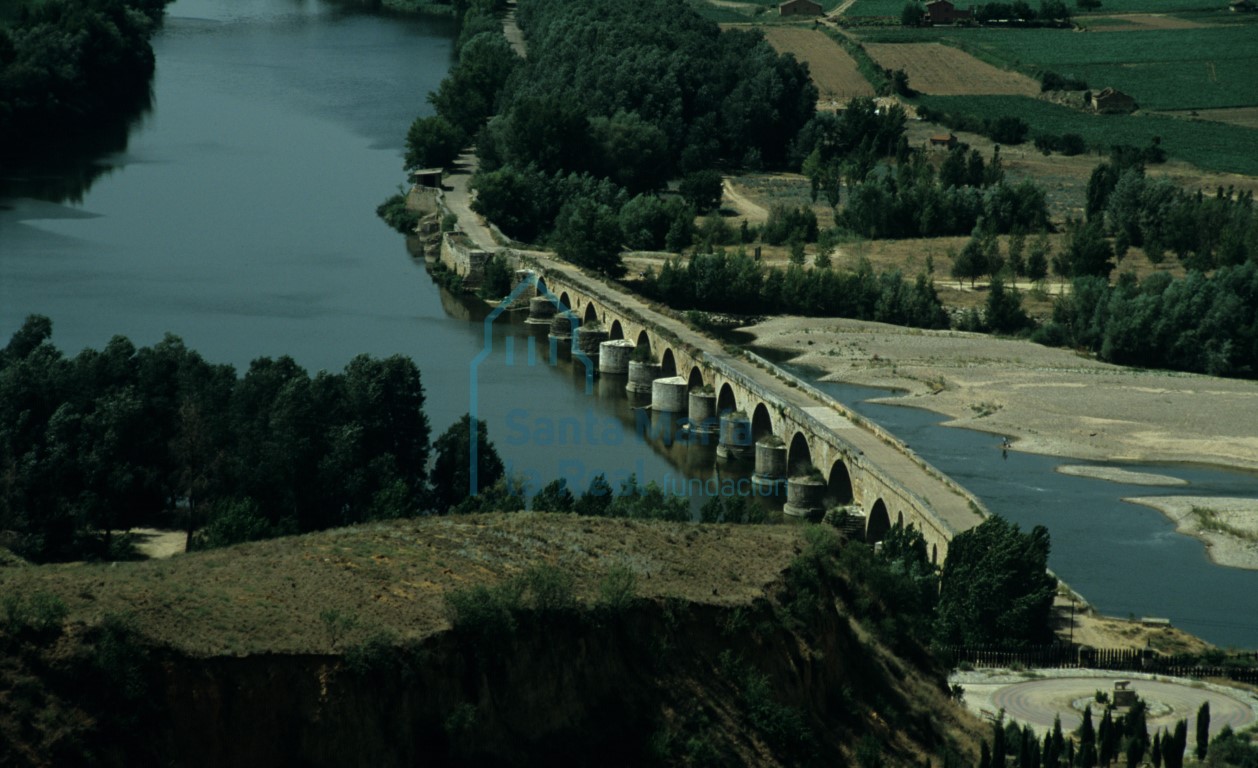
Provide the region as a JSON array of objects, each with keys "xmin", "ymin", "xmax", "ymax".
[
  {"xmin": 865, "ymin": 42, "xmax": 1040, "ymax": 96},
  {"xmin": 762, "ymin": 27, "xmax": 876, "ymax": 106}
]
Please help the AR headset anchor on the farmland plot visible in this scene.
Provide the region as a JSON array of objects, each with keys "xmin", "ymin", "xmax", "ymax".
[
  {"xmin": 918, "ymin": 94, "xmax": 1258, "ymax": 176},
  {"xmin": 762, "ymin": 27, "xmax": 877, "ymax": 103},
  {"xmin": 857, "ymin": 26, "xmax": 1258, "ymax": 111},
  {"xmin": 865, "ymin": 42, "xmax": 1040, "ymax": 95}
]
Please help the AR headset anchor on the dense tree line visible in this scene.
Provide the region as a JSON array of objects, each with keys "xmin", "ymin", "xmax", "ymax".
[
  {"xmin": 0, "ymin": 317, "xmax": 432, "ymax": 561},
  {"xmin": 463, "ymin": 0, "xmax": 817, "ymax": 271},
  {"xmin": 841, "ymin": 148, "xmax": 1049, "ymax": 239},
  {"xmin": 0, "ymin": 0, "xmax": 169, "ymax": 159},
  {"xmin": 643, "ymin": 250, "xmax": 950, "ymax": 329},
  {"xmin": 403, "ymin": 0, "xmax": 521, "ymax": 170},
  {"xmin": 1089, "ymin": 165, "xmax": 1256, "ymax": 271},
  {"xmin": 1036, "ymin": 263, "xmax": 1258, "ymax": 377},
  {"xmin": 916, "ymin": 105, "xmax": 1030, "ymax": 146}
]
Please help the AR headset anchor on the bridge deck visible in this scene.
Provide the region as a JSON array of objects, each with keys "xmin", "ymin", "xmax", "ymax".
[
  {"xmin": 435, "ymin": 150, "xmax": 984, "ymax": 542},
  {"xmin": 523, "ymin": 252, "xmax": 986, "ymax": 539}
]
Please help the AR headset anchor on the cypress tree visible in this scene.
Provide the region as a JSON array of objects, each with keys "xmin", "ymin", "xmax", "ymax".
[
  {"xmin": 1196, "ymin": 701, "xmax": 1211, "ymax": 761},
  {"xmin": 1151, "ymin": 730, "xmax": 1162, "ymax": 768}
]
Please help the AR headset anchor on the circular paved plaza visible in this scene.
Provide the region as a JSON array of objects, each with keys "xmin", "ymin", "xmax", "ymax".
[{"xmin": 955, "ymin": 670, "xmax": 1258, "ymax": 738}]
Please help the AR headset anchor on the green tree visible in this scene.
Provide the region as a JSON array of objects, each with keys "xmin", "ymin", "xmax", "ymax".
[
  {"xmin": 432, "ymin": 414, "xmax": 504, "ymax": 513},
  {"xmin": 679, "ymin": 170, "xmax": 724, "ymax": 214},
  {"xmin": 404, "ymin": 115, "xmax": 466, "ymax": 170},
  {"xmin": 531, "ymin": 478, "xmax": 575, "ymax": 513},
  {"xmin": 986, "ymin": 277, "xmax": 1033, "ymax": 334},
  {"xmin": 552, "ymin": 197, "xmax": 626, "ymax": 276},
  {"xmin": 1027, "ymin": 231, "xmax": 1051, "ymax": 282},
  {"xmin": 935, "ymin": 516, "xmax": 1057, "ymax": 646},
  {"xmin": 901, "ymin": 2, "xmax": 926, "ymax": 25},
  {"xmin": 1063, "ymin": 218, "xmax": 1115, "ymax": 279},
  {"xmin": 1008, "ymin": 230, "xmax": 1027, "ymax": 277},
  {"xmin": 1196, "ymin": 702, "xmax": 1210, "ymax": 761}
]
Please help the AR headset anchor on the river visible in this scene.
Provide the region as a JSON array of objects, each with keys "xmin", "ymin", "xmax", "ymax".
[
  {"xmin": 3, "ymin": 0, "xmax": 1254, "ymax": 649},
  {"xmin": 785, "ymin": 366, "xmax": 1258, "ymax": 650},
  {"xmin": 0, "ymin": 0, "xmax": 727, "ymax": 509}
]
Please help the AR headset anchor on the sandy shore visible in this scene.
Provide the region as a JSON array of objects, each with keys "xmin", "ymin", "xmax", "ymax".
[
  {"xmin": 744, "ymin": 317, "xmax": 1258, "ymax": 472},
  {"xmin": 1124, "ymin": 497, "xmax": 1258, "ymax": 571},
  {"xmin": 1056, "ymin": 466, "xmax": 1188, "ymax": 486},
  {"xmin": 743, "ymin": 316, "xmax": 1258, "ymax": 573}
]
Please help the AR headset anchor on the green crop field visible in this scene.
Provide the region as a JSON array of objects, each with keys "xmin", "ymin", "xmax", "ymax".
[
  {"xmin": 845, "ymin": 0, "xmax": 906, "ymax": 16},
  {"xmin": 848, "ymin": 0, "xmax": 1223, "ymax": 16},
  {"xmin": 916, "ymin": 94, "xmax": 1258, "ymax": 175},
  {"xmin": 856, "ymin": 25, "xmax": 1258, "ymax": 110}
]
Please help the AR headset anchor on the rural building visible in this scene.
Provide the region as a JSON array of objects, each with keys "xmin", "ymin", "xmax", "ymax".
[
  {"xmin": 928, "ymin": 133, "xmax": 959, "ymax": 149},
  {"xmin": 408, "ymin": 168, "xmax": 444, "ymax": 188},
  {"xmin": 779, "ymin": 0, "xmax": 824, "ymax": 16},
  {"xmin": 1089, "ymin": 87, "xmax": 1137, "ymax": 114},
  {"xmin": 925, "ymin": 0, "xmax": 973, "ymax": 24},
  {"xmin": 1230, "ymin": 0, "xmax": 1255, "ymax": 11}
]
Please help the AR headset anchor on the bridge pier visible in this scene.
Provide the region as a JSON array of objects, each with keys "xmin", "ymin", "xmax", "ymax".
[
  {"xmin": 716, "ymin": 412, "xmax": 753, "ymax": 461},
  {"xmin": 548, "ymin": 310, "xmax": 576, "ymax": 341},
  {"xmin": 783, "ymin": 474, "xmax": 826, "ymax": 519},
  {"xmin": 575, "ymin": 325, "xmax": 608, "ymax": 364},
  {"xmin": 526, "ymin": 296, "xmax": 555, "ymax": 324},
  {"xmin": 626, "ymin": 360, "xmax": 659, "ymax": 395},
  {"xmin": 598, "ymin": 339, "xmax": 634, "ymax": 375},
  {"xmin": 651, "ymin": 377, "xmax": 688, "ymax": 413},
  {"xmin": 685, "ymin": 389, "xmax": 719, "ymax": 437},
  {"xmin": 751, "ymin": 436, "xmax": 787, "ymax": 494}
]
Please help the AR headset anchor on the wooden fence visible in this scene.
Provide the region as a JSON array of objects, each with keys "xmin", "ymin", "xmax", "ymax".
[{"xmin": 944, "ymin": 645, "xmax": 1258, "ymax": 684}]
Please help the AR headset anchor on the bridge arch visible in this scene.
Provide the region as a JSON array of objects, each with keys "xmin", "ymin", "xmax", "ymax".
[
  {"xmin": 660, "ymin": 348, "xmax": 677, "ymax": 377},
  {"xmin": 788, "ymin": 432, "xmax": 812, "ymax": 475},
  {"xmin": 536, "ymin": 277, "xmax": 548, "ymax": 296},
  {"xmin": 609, "ymin": 320, "xmax": 624, "ymax": 340},
  {"xmin": 867, "ymin": 499, "xmax": 891, "ymax": 544},
  {"xmin": 751, "ymin": 403, "xmax": 774, "ymax": 441},
  {"xmin": 717, "ymin": 382, "xmax": 737, "ymax": 414},
  {"xmin": 932, "ymin": 543, "xmax": 938, "ymax": 565},
  {"xmin": 687, "ymin": 366, "xmax": 705, "ymax": 389},
  {"xmin": 826, "ymin": 459, "xmax": 853, "ymax": 505},
  {"xmin": 635, "ymin": 331, "xmax": 651, "ymax": 357},
  {"xmin": 559, "ymin": 291, "xmax": 572, "ymax": 310},
  {"xmin": 583, "ymin": 303, "xmax": 599, "ymax": 326}
]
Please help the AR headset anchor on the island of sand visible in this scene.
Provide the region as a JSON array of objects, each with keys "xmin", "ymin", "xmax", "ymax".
[
  {"xmin": 744, "ymin": 316, "xmax": 1258, "ymax": 568},
  {"xmin": 1124, "ymin": 497, "xmax": 1258, "ymax": 571}
]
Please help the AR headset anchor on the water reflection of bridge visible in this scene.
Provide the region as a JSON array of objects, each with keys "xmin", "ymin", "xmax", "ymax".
[{"xmin": 496, "ymin": 251, "xmax": 988, "ymax": 563}]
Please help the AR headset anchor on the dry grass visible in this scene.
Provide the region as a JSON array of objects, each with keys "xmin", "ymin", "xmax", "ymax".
[
  {"xmin": 865, "ymin": 43, "xmax": 1040, "ymax": 96},
  {"xmin": 761, "ymin": 26, "xmax": 877, "ymax": 105},
  {"xmin": 1082, "ymin": 12, "xmax": 1217, "ymax": 31},
  {"xmin": 0, "ymin": 514, "xmax": 805, "ymax": 656},
  {"xmin": 1167, "ymin": 107, "xmax": 1258, "ymax": 129}
]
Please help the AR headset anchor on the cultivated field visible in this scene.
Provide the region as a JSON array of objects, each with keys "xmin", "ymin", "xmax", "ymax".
[
  {"xmin": 865, "ymin": 42, "xmax": 1039, "ymax": 96},
  {"xmin": 1078, "ymin": 12, "xmax": 1215, "ymax": 30},
  {"xmin": 916, "ymin": 94, "xmax": 1258, "ymax": 176},
  {"xmin": 761, "ymin": 27, "xmax": 877, "ymax": 104},
  {"xmin": 1177, "ymin": 106, "xmax": 1258, "ymax": 130},
  {"xmin": 857, "ymin": 26, "xmax": 1258, "ymax": 111}
]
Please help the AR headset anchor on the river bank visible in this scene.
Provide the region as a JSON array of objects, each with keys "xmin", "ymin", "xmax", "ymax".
[{"xmin": 742, "ymin": 316, "xmax": 1258, "ymax": 570}]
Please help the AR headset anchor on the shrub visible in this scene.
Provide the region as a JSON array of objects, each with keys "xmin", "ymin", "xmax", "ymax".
[
  {"xmin": 598, "ymin": 565, "xmax": 639, "ymax": 612},
  {"xmin": 376, "ymin": 193, "xmax": 420, "ymax": 234},
  {"xmin": 524, "ymin": 564, "xmax": 577, "ymax": 613}
]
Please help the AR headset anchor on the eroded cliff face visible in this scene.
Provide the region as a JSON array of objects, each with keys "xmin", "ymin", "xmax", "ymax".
[{"xmin": 142, "ymin": 587, "xmax": 967, "ymax": 768}]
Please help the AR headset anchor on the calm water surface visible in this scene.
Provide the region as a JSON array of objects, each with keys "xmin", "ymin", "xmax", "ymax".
[
  {"xmin": 3, "ymin": 0, "xmax": 1254, "ymax": 649},
  {"xmin": 789, "ymin": 366, "xmax": 1258, "ymax": 650},
  {"xmin": 0, "ymin": 0, "xmax": 725, "ymax": 508}
]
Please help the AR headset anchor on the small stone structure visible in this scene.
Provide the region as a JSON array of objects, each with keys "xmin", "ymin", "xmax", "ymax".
[
  {"xmin": 1113, "ymin": 681, "xmax": 1137, "ymax": 708},
  {"xmin": 779, "ymin": 0, "xmax": 823, "ymax": 15},
  {"xmin": 440, "ymin": 231, "xmax": 492, "ymax": 288}
]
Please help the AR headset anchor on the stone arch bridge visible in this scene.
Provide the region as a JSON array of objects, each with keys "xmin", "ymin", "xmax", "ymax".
[{"xmin": 509, "ymin": 254, "xmax": 987, "ymax": 564}]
